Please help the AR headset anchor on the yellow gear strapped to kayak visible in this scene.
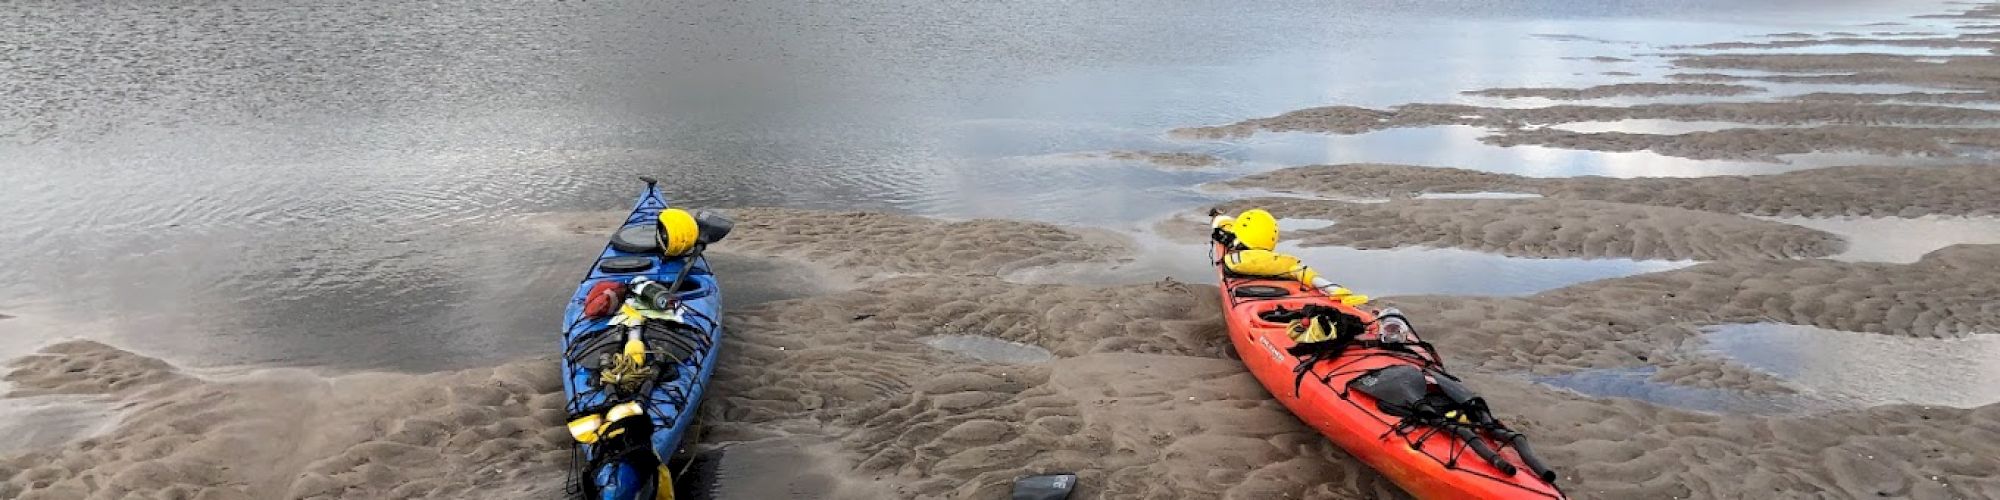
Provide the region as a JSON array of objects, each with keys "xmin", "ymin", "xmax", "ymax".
[
  {"xmin": 598, "ymin": 330, "xmax": 656, "ymax": 390},
  {"xmin": 1226, "ymin": 249, "xmax": 1314, "ymax": 282},
  {"xmin": 1286, "ymin": 317, "xmax": 1336, "ymax": 343},
  {"xmin": 1227, "ymin": 209, "xmax": 1279, "ymax": 251},
  {"xmin": 658, "ymin": 208, "xmax": 700, "ymax": 256},
  {"xmin": 566, "ymin": 401, "xmax": 647, "ymax": 444},
  {"xmin": 1225, "ymin": 250, "xmax": 1370, "ymax": 305}
]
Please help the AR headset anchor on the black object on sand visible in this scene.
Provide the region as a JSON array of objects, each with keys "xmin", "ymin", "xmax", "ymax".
[{"xmin": 1011, "ymin": 473, "xmax": 1078, "ymax": 500}]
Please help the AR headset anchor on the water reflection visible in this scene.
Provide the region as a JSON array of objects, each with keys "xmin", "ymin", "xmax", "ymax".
[
  {"xmin": 1207, "ymin": 127, "xmax": 1960, "ymax": 178},
  {"xmin": 1549, "ymin": 120, "xmax": 1787, "ymax": 134},
  {"xmin": 0, "ymin": 395, "xmax": 117, "ymax": 454},
  {"xmin": 1759, "ymin": 216, "xmax": 2000, "ymax": 263},
  {"xmin": 1704, "ymin": 323, "xmax": 2000, "ymax": 408},
  {"xmin": 1534, "ymin": 367, "xmax": 1813, "ymax": 414},
  {"xmin": 1010, "ymin": 224, "xmax": 1692, "ymax": 297},
  {"xmin": 921, "ymin": 335, "xmax": 1056, "ymax": 364}
]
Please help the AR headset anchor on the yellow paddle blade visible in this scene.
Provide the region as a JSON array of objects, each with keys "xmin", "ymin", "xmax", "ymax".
[
  {"xmin": 657, "ymin": 464, "xmax": 677, "ymax": 500},
  {"xmin": 567, "ymin": 414, "xmax": 605, "ymax": 444}
]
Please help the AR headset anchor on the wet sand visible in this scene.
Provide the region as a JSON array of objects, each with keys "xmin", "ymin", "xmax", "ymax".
[
  {"xmin": 521, "ymin": 208, "xmax": 1132, "ymax": 285},
  {"xmin": 11, "ymin": 241, "xmax": 1999, "ymax": 499},
  {"xmin": 1482, "ymin": 125, "xmax": 2000, "ymax": 161},
  {"xmin": 1, "ymin": 342, "xmax": 568, "ymax": 500},
  {"xmin": 1681, "ymin": 37, "xmax": 2000, "ymax": 51},
  {"xmin": 1173, "ymin": 102, "xmax": 2000, "ymax": 139},
  {"xmin": 1792, "ymin": 90, "xmax": 2000, "ymax": 104},
  {"xmin": 1206, "ymin": 197, "xmax": 1845, "ymax": 260},
  {"xmin": 1220, "ymin": 163, "xmax": 2000, "ymax": 217},
  {"xmin": 1463, "ymin": 83, "xmax": 1764, "ymax": 100},
  {"xmin": 12, "ymin": 2, "xmax": 2000, "ymax": 499},
  {"xmin": 1104, "ymin": 151, "xmax": 1223, "ymax": 169},
  {"xmin": 1170, "ymin": 103, "xmax": 2000, "ymax": 161},
  {"xmin": 1669, "ymin": 54, "xmax": 2000, "ymax": 90}
]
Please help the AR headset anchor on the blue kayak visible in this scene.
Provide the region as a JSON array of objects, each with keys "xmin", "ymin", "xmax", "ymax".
[{"xmin": 559, "ymin": 178, "xmax": 727, "ymax": 500}]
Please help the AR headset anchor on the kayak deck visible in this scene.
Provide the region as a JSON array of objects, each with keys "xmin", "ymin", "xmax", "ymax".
[
  {"xmin": 558, "ymin": 184, "xmax": 725, "ymax": 498},
  {"xmin": 1213, "ymin": 244, "xmax": 1563, "ymax": 500}
]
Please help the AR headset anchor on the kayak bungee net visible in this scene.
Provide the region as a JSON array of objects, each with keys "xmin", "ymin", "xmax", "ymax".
[
  {"xmin": 1207, "ymin": 214, "xmax": 1564, "ymax": 499},
  {"xmin": 559, "ymin": 177, "xmax": 732, "ymax": 500}
]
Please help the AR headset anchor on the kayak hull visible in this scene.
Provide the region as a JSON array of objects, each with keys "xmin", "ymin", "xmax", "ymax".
[
  {"xmin": 560, "ymin": 183, "xmax": 725, "ymax": 500},
  {"xmin": 1212, "ymin": 244, "xmax": 1563, "ymax": 500}
]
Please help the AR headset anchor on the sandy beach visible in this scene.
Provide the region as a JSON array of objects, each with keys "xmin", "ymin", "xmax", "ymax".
[{"xmin": 9, "ymin": 1, "xmax": 2000, "ymax": 499}]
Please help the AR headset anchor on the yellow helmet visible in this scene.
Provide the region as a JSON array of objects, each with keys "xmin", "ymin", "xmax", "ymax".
[
  {"xmin": 1229, "ymin": 209, "xmax": 1279, "ymax": 251},
  {"xmin": 657, "ymin": 208, "xmax": 700, "ymax": 256}
]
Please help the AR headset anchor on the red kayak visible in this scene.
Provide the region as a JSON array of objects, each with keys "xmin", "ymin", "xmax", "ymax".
[{"xmin": 1211, "ymin": 242, "xmax": 1565, "ymax": 499}]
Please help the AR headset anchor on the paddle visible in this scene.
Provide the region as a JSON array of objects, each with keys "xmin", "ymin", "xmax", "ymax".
[{"xmin": 661, "ymin": 243, "xmax": 707, "ymax": 307}]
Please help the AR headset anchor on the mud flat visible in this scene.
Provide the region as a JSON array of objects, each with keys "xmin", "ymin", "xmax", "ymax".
[
  {"xmin": 1104, "ymin": 151, "xmax": 1223, "ymax": 169},
  {"xmin": 1791, "ymin": 90, "xmax": 2000, "ymax": 104},
  {"xmin": 522, "ymin": 207, "xmax": 1132, "ymax": 283},
  {"xmin": 1669, "ymin": 53, "xmax": 2000, "ymax": 90},
  {"xmin": 1463, "ymin": 83, "xmax": 1764, "ymax": 100},
  {"xmin": 0, "ymin": 342, "xmax": 569, "ymax": 500},
  {"xmin": 1218, "ymin": 163, "xmax": 2000, "ymax": 217},
  {"xmin": 6, "ymin": 208, "xmax": 2000, "ymax": 499},
  {"xmin": 1207, "ymin": 196, "xmax": 1844, "ymax": 260},
  {"xmin": 1170, "ymin": 102, "xmax": 2000, "ymax": 138},
  {"xmin": 1480, "ymin": 125, "xmax": 2000, "ymax": 161}
]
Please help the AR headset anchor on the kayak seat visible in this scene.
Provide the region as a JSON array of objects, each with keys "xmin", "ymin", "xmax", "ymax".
[
  {"xmin": 565, "ymin": 319, "xmax": 712, "ymax": 383},
  {"xmin": 1233, "ymin": 285, "xmax": 1291, "ymax": 298},
  {"xmin": 610, "ymin": 224, "xmax": 661, "ymax": 253},
  {"xmin": 639, "ymin": 319, "xmax": 710, "ymax": 364},
  {"xmin": 598, "ymin": 256, "xmax": 655, "ymax": 274}
]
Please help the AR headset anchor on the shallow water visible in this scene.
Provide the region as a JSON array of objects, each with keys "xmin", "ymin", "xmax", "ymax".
[
  {"xmin": 1537, "ymin": 322, "xmax": 2000, "ymax": 413},
  {"xmin": 0, "ymin": 395, "xmax": 118, "ymax": 454},
  {"xmin": 1209, "ymin": 127, "xmax": 1965, "ymax": 178},
  {"xmin": 1682, "ymin": 45, "xmax": 1997, "ymax": 56},
  {"xmin": 1012, "ymin": 226, "xmax": 1694, "ymax": 297},
  {"xmin": 1534, "ymin": 367, "xmax": 1816, "ymax": 414},
  {"xmin": 1548, "ymin": 119, "xmax": 1788, "ymax": 135},
  {"xmin": 1761, "ymin": 216, "xmax": 2000, "ymax": 263},
  {"xmin": 1703, "ymin": 323, "xmax": 2000, "ymax": 408},
  {"xmin": 0, "ymin": 0, "xmax": 1973, "ymax": 370}
]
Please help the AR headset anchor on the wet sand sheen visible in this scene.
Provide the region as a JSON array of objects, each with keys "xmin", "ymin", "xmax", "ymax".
[{"xmin": 10, "ymin": 241, "xmax": 2000, "ymax": 498}]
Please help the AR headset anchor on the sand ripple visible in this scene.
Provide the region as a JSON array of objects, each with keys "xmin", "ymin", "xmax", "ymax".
[
  {"xmin": 1221, "ymin": 163, "xmax": 2000, "ymax": 217},
  {"xmin": 0, "ymin": 342, "xmax": 566, "ymax": 500}
]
